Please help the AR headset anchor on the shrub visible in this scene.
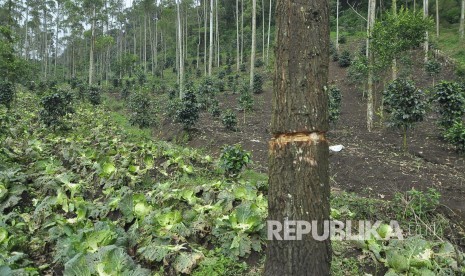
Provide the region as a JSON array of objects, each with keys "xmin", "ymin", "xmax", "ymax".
[
  {"xmin": 175, "ymin": 91, "xmax": 200, "ymax": 130},
  {"xmin": 252, "ymin": 73, "xmax": 263, "ymax": 94},
  {"xmin": 28, "ymin": 81, "xmax": 36, "ymax": 92},
  {"xmin": 121, "ymin": 87, "xmax": 130, "ymax": 99},
  {"xmin": 40, "ymin": 89, "xmax": 74, "ymax": 128},
  {"xmin": 218, "ymin": 70, "xmax": 226, "ymax": 80},
  {"xmin": 255, "ymin": 58, "xmax": 264, "ymax": 68},
  {"xmin": 216, "ymin": 78, "xmax": 225, "ymax": 92},
  {"xmin": 338, "ymin": 50, "xmax": 351, "ymax": 67},
  {"xmin": 331, "ymin": 52, "xmax": 339, "ymax": 62},
  {"xmin": 383, "ymin": 79, "xmax": 427, "ymax": 149},
  {"xmin": 338, "ymin": 35, "xmax": 347, "ymax": 44},
  {"xmin": 221, "ymin": 109, "xmax": 237, "ymax": 131},
  {"xmin": 70, "ymin": 77, "xmax": 79, "ymax": 90},
  {"xmin": 240, "ymin": 63, "xmax": 246, "ymax": 72},
  {"xmin": 328, "ymin": 86, "xmax": 342, "ymax": 123},
  {"xmin": 238, "ymin": 84, "xmax": 254, "ymax": 111},
  {"xmin": 431, "ymin": 81, "xmax": 465, "ymax": 129},
  {"xmin": 347, "ymin": 55, "xmax": 368, "ymax": 85},
  {"xmin": 424, "ymin": 59, "xmax": 441, "ymax": 77},
  {"xmin": 113, "ymin": 78, "xmax": 120, "ymax": 88},
  {"xmin": 0, "ymin": 81, "xmax": 14, "ymax": 108},
  {"xmin": 393, "ymin": 188, "xmax": 440, "ymax": 219},
  {"xmin": 198, "ymin": 77, "xmax": 217, "ymax": 109},
  {"xmin": 219, "ymin": 144, "xmax": 251, "ymax": 178},
  {"xmin": 208, "ymin": 99, "xmax": 221, "ymax": 118},
  {"xmin": 88, "ymin": 85, "xmax": 101, "ymax": 105},
  {"xmin": 128, "ymin": 91, "xmax": 153, "ymax": 128},
  {"xmin": 444, "ymin": 120, "xmax": 465, "ymax": 153}
]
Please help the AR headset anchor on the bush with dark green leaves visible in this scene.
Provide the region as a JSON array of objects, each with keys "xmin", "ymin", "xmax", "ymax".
[
  {"xmin": 238, "ymin": 84, "xmax": 253, "ymax": 111},
  {"xmin": 252, "ymin": 73, "xmax": 263, "ymax": 94},
  {"xmin": 338, "ymin": 50, "xmax": 351, "ymax": 67},
  {"xmin": 0, "ymin": 81, "xmax": 14, "ymax": 108},
  {"xmin": 444, "ymin": 120, "xmax": 465, "ymax": 153},
  {"xmin": 88, "ymin": 86, "xmax": 101, "ymax": 105},
  {"xmin": 128, "ymin": 91, "xmax": 153, "ymax": 128},
  {"xmin": 329, "ymin": 86, "xmax": 342, "ymax": 123},
  {"xmin": 221, "ymin": 109, "xmax": 237, "ymax": 131},
  {"xmin": 240, "ymin": 63, "xmax": 246, "ymax": 72},
  {"xmin": 338, "ymin": 35, "xmax": 347, "ymax": 44},
  {"xmin": 219, "ymin": 144, "xmax": 251, "ymax": 178},
  {"xmin": 347, "ymin": 55, "xmax": 368, "ymax": 85},
  {"xmin": 198, "ymin": 77, "xmax": 217, "ymax": 109},
  {"xmin": 39, "ymin": 89, "xmax": 74, "ymax": 128},
  {"xmin": 208, "ymin": 99, "xmax": 221, "ymax": 118},
  {"xmin": 431, "ymin": 81, "xmax": 465, "ymax": 129},
  {"xmin": 70, "ymin": 77, "xmax": 79, "ymax": 90},
  {"xmin": 175, "ymin": 91, "xmax": 200, "ymax": 130},
  {"xmin": 216, "ymin": 78, "xmax": 225, "ymax": 92},
  {"xmin": 425, "ymin": 59, "xmax": 441, "ymax": 77},
  {"xmin": 255, "ymin": 58, "xmax": 264, "ymax": 68},
  {"xmin": 113, "ymin": 78, "xmax": 120, "ymax": 88},
  {"xmin": 383, "ymin": 79, "xmax": 427, "ymax": 149}
]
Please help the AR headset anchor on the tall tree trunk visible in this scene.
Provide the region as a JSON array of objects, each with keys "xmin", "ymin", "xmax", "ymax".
[
  {"xmin": 367, "ymin": 0, "xmax": 376, "ymax": 132},
  {"xmin": 204, "ymin": 0, "xmax": 207, "ymax": 75},
  {"xmin": 144, "ymin": 14, "xmax": 147, "ymax": 73},
  {"xmin": 266, "ymin": 0, "xmax": 272, "ymax": 66},
  {"xmin": 424, "ymin": 0, "xmax": 429, "ymax": 62},
  {"xmin": 250, "ymin": 0, "xmax": 257, "ymax": 89},
  {"xmin": 89, "ymin": 5, "xmax": 96, "ymax": 85},
  {"xmin": 264, "ymin": 0, "xmax": 331, "ymax": 274},
  {"xmin": 215, "ymin": 0, "xmax": 219, "ymax": 67},
  {"xmin": 236, "ymin": 0, "xmax": 240, "ymax": 71},
  {"xmin": 435, "ymin": 0, "xmax": 439, "ymax": 37},
  {"xmin": 262, "ymin": 0, "xmax": 265, "ymax": 59},
  {"xmin": 208, "ymin": 0, "xmax": 213, "ymax": 76},
  {"xmin": 177, "ymin": 0, "xmax": 184, "ymax": 98},
  {"xmin": 336, "ymin": 0, "xmax": 339, "ymax": 51},
  {"xmin": 460, "ymin": 0, "xmax": 465, "ymax": 40},
  {"xmin": 55, "ymin": 2, "xmax": 60, "ymax": 77},
  {"xmin": 392, "ymin": 0, "xmax": 397, "ymax": 80},
  {"xmin": 241, "ymin": 0, "xmax": 244, "ymax": 65},
  {"xmin": 197, "ymin": 7, "xmax": 201, "ymax": 69},
  {"xmin": 25, "ymin": 4, "xmax": 29, "ymax": 60},
  {"xmin": 43, "ymin": 7, "xmax": 48, "ymax": 79}
]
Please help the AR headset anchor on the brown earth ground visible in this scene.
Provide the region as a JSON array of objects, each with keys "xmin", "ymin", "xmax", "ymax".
[{"xmin": 156, "ymin": 47, "xmax": 465, "ymax": 242}]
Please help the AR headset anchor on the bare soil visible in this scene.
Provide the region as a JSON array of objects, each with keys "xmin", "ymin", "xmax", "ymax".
[{"xmin": 156, "ymin": 47, "xmax": 465, "ymax": 238}]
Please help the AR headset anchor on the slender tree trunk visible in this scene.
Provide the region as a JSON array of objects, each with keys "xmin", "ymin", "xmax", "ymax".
[
  {"xmin": 197, "ymin": 7, "xmax": 201, "ymax": 69},
  {"xmin": 155, "ymin": 17, "xmax": 158, "ymax": 71},
  {"xmin": 241, "ymin": 0, "xmax": 244, "ymax": 64},
  {"xmin": 209, "ymin": 0, "xmax": 213, "ymax": 76},
  {"xmin": 436, "ymin": 0, "xmax": 439, "ymax": 37},
  {"xmin": 336, "ymin": 0, "xmax": 339, "ymax": 51},
  {"xmin": 55, "ymin": 3, "xmax": 60, "ymax": 77},
  {"xmin": 204, "ymin": 0, "xmax": 207, "ymax": 75},
  {"xmin": 266, "ymin": 0, "xmax": 272, "ymax": 66},
  {"xmin": 367, "ymin": 0, "xmax": 376, "ymax": 132},
  {"xmin": 460, "ymin": 0, "xmax": 465, "ymax": 40},
  {"xmin": 250, "ymin": 0, "xmax": 257, "ymax": 89},
  {"xmin": 177, "ymin": 0, "xmax": 184, "ymax": 98},
  {"xmin": 25, "ymin": 5, "xmax": 29, "ymax": 60},
  {"xmin": 236, "ymin": 0, "xmax": 240, "ymax": 71},
  {"xmin": 89, "ymin": 6, "xmax": 96, "ymax": 85},
  {"xmin": 392, "ymin": 0, "xmax": 397, "ymax": 80},
  {"xmin": 424, "ymin": 0, "xmax": 429, "ymax": 62},
  {"xmin": 144, "ymin": 14, "xmax": 147, "ymax": 73},
  {"xmin": 262, "ymin": 0, "xmax": 265, "ymax": 59},
  {"xmin": 265, "ymin": 0, "xmax": 331, "ymax": 274},
  {"xmin": 215, "ymin": 0, "xmax": 219, "ymax": 67},
  {"xmin": 44, "ymin": 7, "xmax": 48, "ymax": 79}
]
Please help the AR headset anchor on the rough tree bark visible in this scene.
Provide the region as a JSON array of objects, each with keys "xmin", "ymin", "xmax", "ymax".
[{"xmin": 264, "ymin": 0, "xmax": 332, "ymax": 274}]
